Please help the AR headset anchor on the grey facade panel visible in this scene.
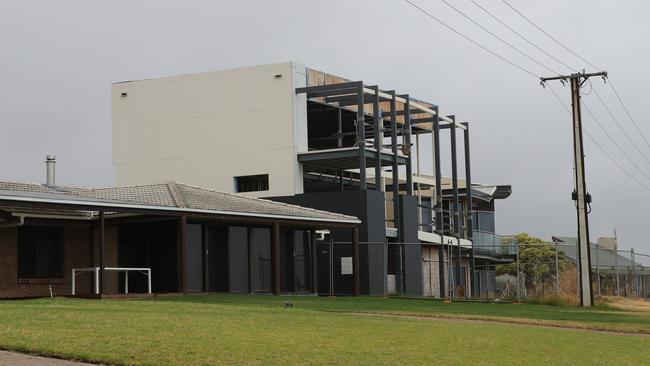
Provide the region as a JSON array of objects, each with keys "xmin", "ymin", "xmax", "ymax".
[
  {"xmin": 185, "ymin": 224, "xmax": 203, "ymax": 291},
  {"xmin": 365, "ymin": 190, "xmax": 387, "ymax": 296},
  {"xmin": 228, "ymin": 226, "xmax": 249, "ymax": 293},
  {"xmin": 400, "ymin": 195, "xmax": 423, "ymax": 296},
  {"xmin": 249, "ymin": 227, "xmax": 272, "ymax": 292}
]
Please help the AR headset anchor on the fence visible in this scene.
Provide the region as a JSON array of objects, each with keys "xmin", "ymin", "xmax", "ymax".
[
  {"xmin": 505, "ymin": 241, "xmax": 650, "ymax": 301},
  {"xmin": 316, "ymin": 239, "xmax": 650, "ymax": 301}
]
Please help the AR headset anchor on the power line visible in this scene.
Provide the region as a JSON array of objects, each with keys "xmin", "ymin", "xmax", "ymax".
[
  {"xmin": 438, "ymin": 0, "xmax": 560, "ymax": 75},
  {"xmin": 501, "ymin": 0, "xmax": 601, "ymax": 71},
  {"xmin": 499, "ymin": 1, "xmax": 650, "ymax": 161},
  {"xmin": 402, "ymin": 0, "xmax": 539, "ymax": 78},
  {"xmin": 582, "ymin": 102, "xmax": 650, "ymax": 181},
  {"xmin": 469, "ymin": 0, "xmax": 576, "ymax": 73},
  {"xmin": 547, "ymin": 84, "xmax": 650, "ymax": 192},
  {"xmin": 607, "ymin": 79, "xmax": 650, "ymax": 149},
  {"xmin": 592, "ymin": 87, "xmax": 650, "ymax": 164},
  {"xmin": 403, "ymin": 0, "xmax": 650, "ymax": 192}
]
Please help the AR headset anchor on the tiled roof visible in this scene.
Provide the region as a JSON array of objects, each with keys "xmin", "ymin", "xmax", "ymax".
[{"xmin": 0, "ymin": 181, "xmax": 359, "ymax": 223}]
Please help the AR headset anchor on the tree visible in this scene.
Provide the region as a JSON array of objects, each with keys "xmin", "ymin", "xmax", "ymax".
[{"xmin": 497, "ymin": 233, "xmax": 571, "ymax": 296}]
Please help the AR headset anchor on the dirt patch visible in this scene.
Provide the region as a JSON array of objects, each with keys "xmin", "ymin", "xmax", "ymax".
[
  {"xmin": 346, "ymin": 311, "xmax": 650, "ymax": 338},
  {"xmin": 598, "ymin": 296, "xmax": 650, "ymax": 312},
  {"xmin": 0, "ymin": 350, "xmax": 101, "ymax": 366}
]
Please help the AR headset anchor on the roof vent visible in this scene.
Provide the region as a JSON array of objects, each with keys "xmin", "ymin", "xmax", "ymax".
[{"xmin": 45, "ymin": 155, "xmax": 56, "ymax": 186}]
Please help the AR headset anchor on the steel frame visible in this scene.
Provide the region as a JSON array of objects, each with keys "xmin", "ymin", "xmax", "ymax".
[{"xmin": 296, "ymin": 78, "xmax": 476, "ymax": 299}]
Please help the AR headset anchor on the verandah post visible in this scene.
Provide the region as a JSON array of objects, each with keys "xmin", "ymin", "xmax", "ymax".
[{"xmin": 272, "ymin": 222, "xmax": 281, "ymax": 295}]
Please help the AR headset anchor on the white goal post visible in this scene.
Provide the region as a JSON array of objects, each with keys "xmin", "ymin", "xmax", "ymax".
[{"xmin": 72, "ymin": 267, "xmax": 151, "ymax": 295}]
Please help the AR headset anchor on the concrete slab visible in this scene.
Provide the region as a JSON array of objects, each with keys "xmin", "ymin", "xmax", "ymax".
[{"xmin": 0, "ymin": 351, "xmax": 100, "ymax": 366}]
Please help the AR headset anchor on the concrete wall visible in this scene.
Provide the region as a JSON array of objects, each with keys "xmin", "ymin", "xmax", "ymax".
[
  {"xmin": 112, "ymin": 62, "xmax": 308, "ymax": 197},
  {"xmin": 0, "ymin": 225, "xmax": 93, "ymax": 298}
]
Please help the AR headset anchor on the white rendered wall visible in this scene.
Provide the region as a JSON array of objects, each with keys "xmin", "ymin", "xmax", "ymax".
[{"xmin": 112, "ymin": 62, "xmax": 308, "ymax": 197}]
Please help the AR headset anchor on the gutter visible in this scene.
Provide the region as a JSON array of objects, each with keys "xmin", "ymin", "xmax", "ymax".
[
  {"xmin": 0, "ymin": 192, "xmax": 361, "ymax": 225},
  {"xmin": 0, "ymin": 215, "xmax": 24, "ymax": 227}
]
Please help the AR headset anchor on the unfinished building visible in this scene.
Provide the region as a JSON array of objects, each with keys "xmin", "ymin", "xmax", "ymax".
[{"xmin": 111, "ymin": 62, "xmax": 513, "ymax": 297}]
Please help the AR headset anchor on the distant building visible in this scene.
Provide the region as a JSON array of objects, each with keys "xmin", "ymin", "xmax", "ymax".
[
  {"xmin": 552, "ymin": 236, "xmax": 650, "ymax": 298},
  {"xmin": 597, "ymin": 237, "xmax": 617, "ymax": 251}
]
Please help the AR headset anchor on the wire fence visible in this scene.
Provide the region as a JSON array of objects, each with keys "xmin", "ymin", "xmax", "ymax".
[{"xmin": 316, "ymin": 239, "xmax": 650, "ymax": 302}]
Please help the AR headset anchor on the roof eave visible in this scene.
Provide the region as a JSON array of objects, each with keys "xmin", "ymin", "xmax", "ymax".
[{"xmin": 0, "ymin": 191, "xmax": 361, "ymax": 227}]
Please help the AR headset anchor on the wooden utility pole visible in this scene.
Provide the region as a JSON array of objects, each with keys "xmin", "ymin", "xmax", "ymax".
[{"xmin": 541, "ymin": 71, "xmax": 607, "ymax": 307}]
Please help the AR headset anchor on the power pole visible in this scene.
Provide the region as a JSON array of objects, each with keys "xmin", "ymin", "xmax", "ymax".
[{"xmin": 541, "ymin": 71, "xmax": 608, "ymax": 307}]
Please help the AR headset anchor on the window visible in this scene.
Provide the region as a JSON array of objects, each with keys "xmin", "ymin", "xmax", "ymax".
[
  {"xmin": 235, "ymin": 174, "xmax": 269, "ymax": 193},
  {"xmin": 17, "ymin": 226, "xmax": 64, "ymax": 279}
]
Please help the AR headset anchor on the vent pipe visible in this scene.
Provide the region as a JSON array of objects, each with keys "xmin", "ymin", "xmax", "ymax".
[{"xmin": 45, "ymin": 155, "xmax": 56, "ymax": 186}]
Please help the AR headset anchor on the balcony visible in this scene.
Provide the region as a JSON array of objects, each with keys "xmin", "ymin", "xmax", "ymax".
[{"xmin": 472, "ymin": 230, "xmax": 517, "ymax": 257}]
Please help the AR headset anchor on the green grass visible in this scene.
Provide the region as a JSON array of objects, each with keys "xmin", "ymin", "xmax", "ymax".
[
  {"xmin": 164, "ymin": 294, "xmax": 650, "ymax": 334},
  {"xmin": 0, "ymin": 295, "xmax": 647, "ymax": 365}
]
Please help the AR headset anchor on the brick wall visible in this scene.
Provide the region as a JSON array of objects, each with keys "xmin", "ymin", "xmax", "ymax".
[{"xmin": 0, "ymin": 225, "xmax": 93, "ymax": 298}]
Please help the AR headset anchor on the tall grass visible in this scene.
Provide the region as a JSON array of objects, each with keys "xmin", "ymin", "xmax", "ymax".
[{"xmin": 526, "ymin": 266, "xmax": 579, "ymax": 306}]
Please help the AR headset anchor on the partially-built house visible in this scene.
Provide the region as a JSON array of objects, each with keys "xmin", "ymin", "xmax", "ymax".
[{"xmin": 111, "ymin": 62, "xmax": 513, "ymax": 297}]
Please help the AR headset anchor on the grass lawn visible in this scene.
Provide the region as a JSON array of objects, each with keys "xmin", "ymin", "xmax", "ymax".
[{"xmin": 0, "ymin": 295, "xmax": 647, "ymax": 365}]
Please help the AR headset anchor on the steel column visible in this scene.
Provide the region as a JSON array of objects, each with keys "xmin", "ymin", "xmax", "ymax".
[
  {"xmin": 372, "ymin": 86, "xmax": 383, "ymax": 191},
  {"xmin": 462, "ymin": 122, "xmax": 475, "ymax": 297},
  {"xmin": 449, "ymin": 116, "xmax": 462, "ymax": 295},
  {"xmin": 390, "ymin": 91, "xmax": 400, "ymax": 230},
  {"xmin": 403, "ymin": 95, "xmax": 414, "ymax": 195},
  {"xmin": 352, "ymin": 226, "xmax": 360, "ymax": 296},
  {"xmin": 357, "ymin": 87, "xmax": 367, "ymax": 190},
  {"xmin": 433, "ymin": 106, "xmax": 445, "ymax": 298}
]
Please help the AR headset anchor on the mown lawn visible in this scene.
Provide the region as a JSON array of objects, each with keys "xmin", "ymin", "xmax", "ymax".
[
  {"xmin": 163, "ymin": 294, "xmax": 650, "ymax": 334},
  {"xmin": 0, "ymin": 295, "xmax": 647, "ymax": 365}
]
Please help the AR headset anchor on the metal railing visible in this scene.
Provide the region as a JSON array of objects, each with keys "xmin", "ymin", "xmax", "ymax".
[{"xmin": 472, "ymin": 230, "xmax": 517, "ymax": 256}]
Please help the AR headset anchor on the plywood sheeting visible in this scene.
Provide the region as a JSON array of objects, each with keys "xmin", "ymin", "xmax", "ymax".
[{"xmin": 305, "ymin": 68, "xmax": 443, "ymax": 131}]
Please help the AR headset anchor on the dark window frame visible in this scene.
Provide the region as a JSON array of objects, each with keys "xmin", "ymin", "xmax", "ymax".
[
  {"xmin": 17, "ymin": 226, "xmax": 64, "ymax": 279},
  {"xmin": 234, "ymin": 174, "xmax": 269, "ymax": 193}
]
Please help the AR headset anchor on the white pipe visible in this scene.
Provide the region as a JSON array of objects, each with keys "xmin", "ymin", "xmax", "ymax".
[{"xmin": 46, "ymin": 155, "xmax": 56, "ymax": 186}]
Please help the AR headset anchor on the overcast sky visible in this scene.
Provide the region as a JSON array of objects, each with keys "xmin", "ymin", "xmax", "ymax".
[{"xmin": 1, "ymin": 0, "xmax": 649, "ymax": 252}]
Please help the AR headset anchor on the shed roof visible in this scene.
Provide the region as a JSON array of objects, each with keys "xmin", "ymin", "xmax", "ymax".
[{"xmin": 552, "ymin": 236, "xmax": 650, "ymax": 274}]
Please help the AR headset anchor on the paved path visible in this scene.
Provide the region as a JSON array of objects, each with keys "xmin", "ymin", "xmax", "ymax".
[{"xmin": 0, "ymin": 351, "xmax": 99, "ymax": 366}]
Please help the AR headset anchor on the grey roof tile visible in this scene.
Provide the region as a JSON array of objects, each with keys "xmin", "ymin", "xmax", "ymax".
[{"xmin": 0, "ymin": 181, "xmax": 359, "ymax": 223}]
